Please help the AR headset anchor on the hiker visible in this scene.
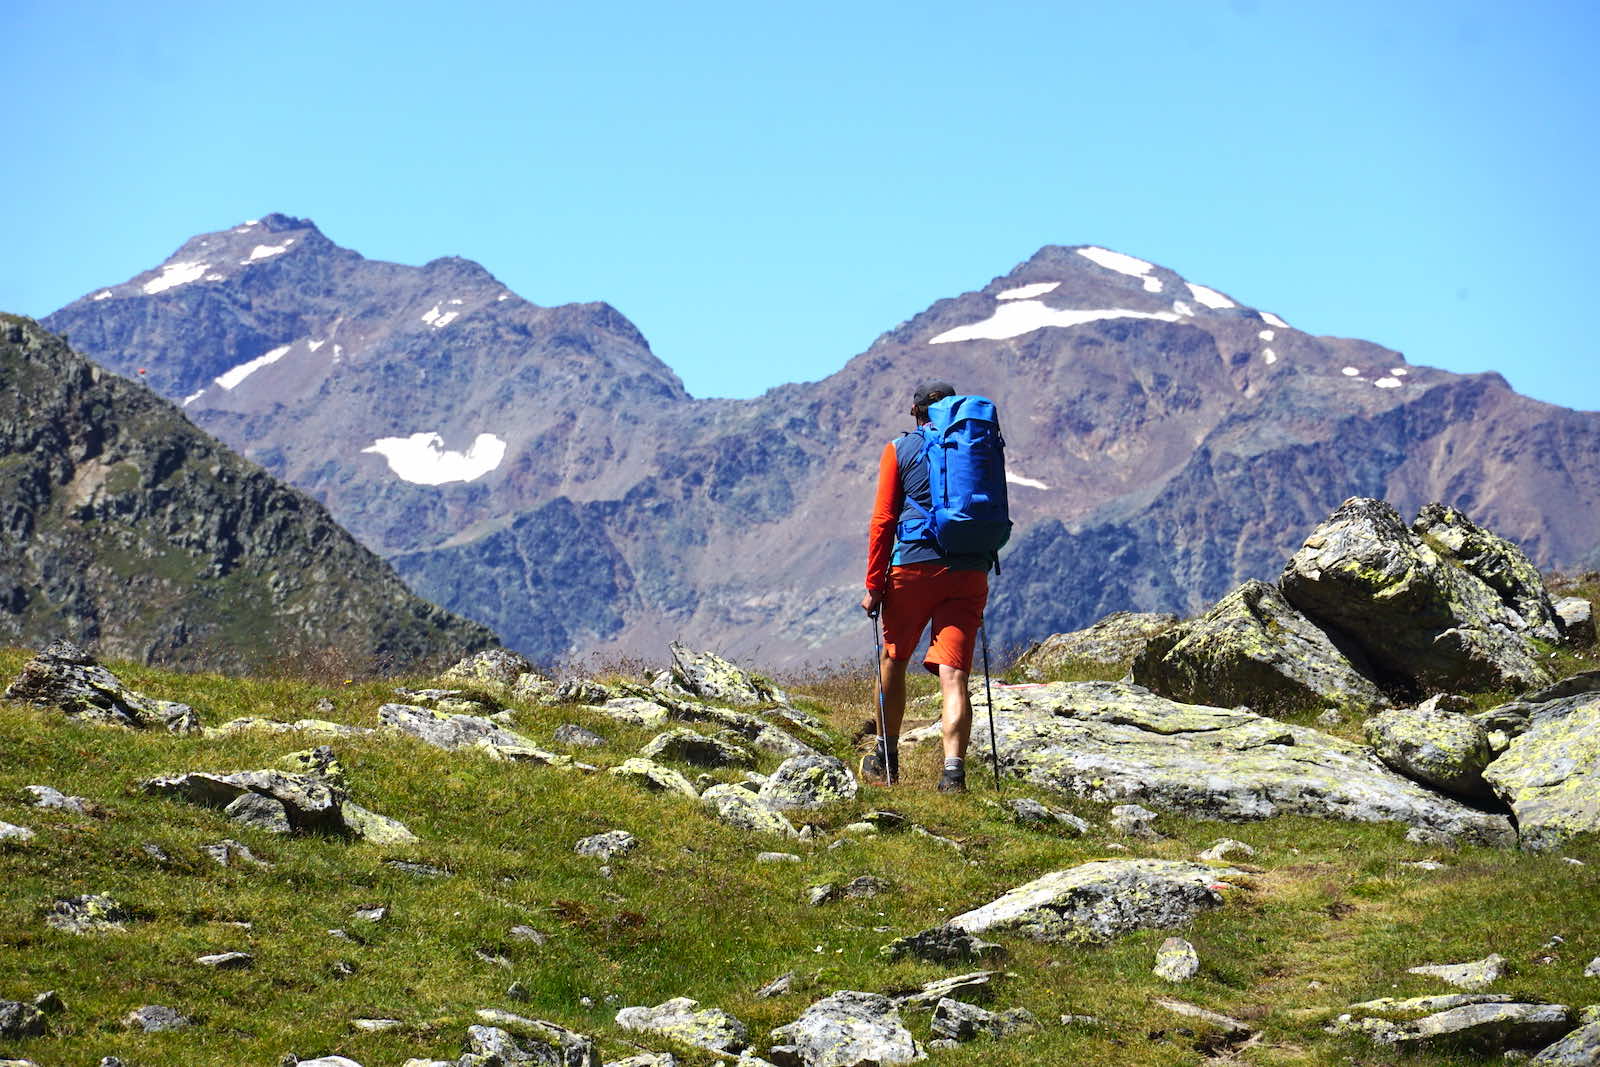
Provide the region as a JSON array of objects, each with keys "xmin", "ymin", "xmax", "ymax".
[{"xmin": 859, "ymin": 381, "xmax": 1008, "ymax": 793}]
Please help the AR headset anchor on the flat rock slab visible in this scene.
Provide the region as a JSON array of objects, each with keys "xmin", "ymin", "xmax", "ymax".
[
  {"xmin": 208, "ymin": 717, "xmax": 372, "ymax": 738},
  {"xmin": 4, "ymin": 640, "xmax": 199, "ymax": 734},
  {"xmin": 1484, "ymin": 693, "xmax": 1600, "ymax": 850},
  {"xmin": 467, "ymin": 1012, "xmax": 600, "ymax": 1065},
  {"xmin": 1533, "ymin": 1019, "xmax": 1600, "ymax": 1064},
  {"xmin": 379, "ymin": 703, "xmax": 572, "ymax": 765},
  {"xmin": 971, "ymin": 680, "xmax": 1515, "ymax": 845},
  {"xmin": 929, "ymin": 998, "xmax": 1037, "ymax": 1042},
  {"xmin": 768, "ymin": 990, "xmax": 924, "ymax": 1067},
  {"xmin": 610, "ymin": 758, "xmax": 699, "ymax": 798},
  {"xmin": 1407, "ymin": 953, "xmax": 1508, "ymax": 990},
  {"xmin": 1014, "ymin": 611, "xmax": 1179, "ymax": 676},
  {"xmin": 615, "ymin": 997, "xmax": 750, "ymax": 1054},
  {"xmin": 1131, "ymin": 579, "xmax": 1383, "ymax": 714},
  {"xmin": 1335, "ymin": 1000, "xmax": 1573, "ymax": 1052},
  {"xmin": 575, "ymin": 830, "xmax": 638, "ymax": 860},
  {"xmin": 879, "ymin": 924, "xmax": 1004, "ymax": 964},
  {"xmin": 700, "ymin": 785, "xmax": 798, "ymax": 837},
  {"xmin": 893, "ymin": 972, "xmax": 999, "ymax": 1010},
  {"xmin": 946, "ymin": 859, "xmax": 1243, "ymax": 944}
]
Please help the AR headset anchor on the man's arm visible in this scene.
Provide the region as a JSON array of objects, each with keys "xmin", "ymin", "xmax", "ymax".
[{"xmin": 861, "ymin": 441, "xmax": 900, "ymax": 613}]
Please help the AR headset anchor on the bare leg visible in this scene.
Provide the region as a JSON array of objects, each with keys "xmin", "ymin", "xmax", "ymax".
[
  {"xmin": 879, "ymin": 652, "xmax": 909, "ymax": 740},
  {"xmin": 938, "ymin": 665, "xmax": 971, "ymax": 761}
]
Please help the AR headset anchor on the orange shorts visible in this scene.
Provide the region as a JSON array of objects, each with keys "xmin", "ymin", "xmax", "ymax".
[{"xmin": 881, "ymin": 563, "xmax": 989, "ymax": 673}]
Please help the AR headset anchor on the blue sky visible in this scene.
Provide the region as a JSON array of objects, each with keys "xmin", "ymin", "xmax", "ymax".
[{"xmin": 7, "ymin": 1, "xmax": 1597, "ymax": 409}]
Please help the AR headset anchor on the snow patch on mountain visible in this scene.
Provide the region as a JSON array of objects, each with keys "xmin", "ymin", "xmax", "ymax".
[
  {"xmin": 216, "ymin": 344, "xmax": 292, "ymax": 390},
  {"xmin": 1374, "ymin": 377, "xmax": 1403, "ymax": 389},
  {"xmin": 1185, "ymin": 282, "xmax": 1234, "ymax": 309},
  {"xmin": 996, "ymin": 282, "xmax": 1060, "ymax": 301},
  {"xmin": 930, "ymin": 302, "xmax": 1181, "ymax": 344},
  {"xmin": 1006, "ymin": 471, "xmax": 1050, "ymax": 490},
  {"xmin": 1261, "ymin": 312, "xmax": 1289, "ymax": 329},
  {"xmin": 143, "ymin": 262, "xmax": 210, "ymax": 295},
  {"xmin": 1391, "ymin": 367, "xmax": 1408, "ymax": 376},
  {"xmin": 1263, "ymin": 348, "xmax": 1278, "ymax": 364},
  {"xmin": 92, "ymin": 290, "xmax": 113, "ymax": 301},
  {"xmin": 1342, "ymin": 367, "xmax": 1361, "ymax": 377},
  {"xmin": 421, "ymin": 305, "xmax": 461, "ymax": 329},
  {"xmin": 362, "ymin": 432, "xmax": 507, "ymax": 485},
  {"xmin": 246, "ymin": 241, "xmax": 293, "ymax": 261},
  {"xmin": 182, "ymin": 389, "xmax": 205, "ymax": 407},
  {"xmin": 1258, "ymin": 329, "xmax": 1275, "ymax": 341}
]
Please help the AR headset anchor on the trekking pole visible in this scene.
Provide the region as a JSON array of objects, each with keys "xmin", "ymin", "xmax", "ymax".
[
  {"xmin": 980, "ymin": 622, "xmax": 1000, "ymax": 790},
  {"xmin": 869, "ymin": 608, "xmax": 894, "ymax": 786}
]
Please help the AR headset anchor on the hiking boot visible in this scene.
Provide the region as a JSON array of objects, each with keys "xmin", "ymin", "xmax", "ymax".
[
  {"xmin": 937, "ymin": 766, "xmax": 967, "ymax": 794},
  {"xmin": 859, "ymin": 745, "xmax": 898, "ymax": 786}
]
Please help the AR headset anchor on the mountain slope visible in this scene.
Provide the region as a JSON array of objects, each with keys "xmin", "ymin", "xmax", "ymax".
[
  {"xmin": 45, "ymin": 224, "xmax": 1600, "ymax": 664},
  {"xmin": 0, "ymin": 314, "xmax": 496, "ymax": 671}
]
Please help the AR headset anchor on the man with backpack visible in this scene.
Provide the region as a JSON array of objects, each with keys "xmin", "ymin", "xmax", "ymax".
[{"xmin": 859, "ymin": 381, "xmax": 1010, "ymax": 793}]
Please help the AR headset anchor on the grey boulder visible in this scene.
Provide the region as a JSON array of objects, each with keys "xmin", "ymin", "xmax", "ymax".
[
  {"xmin": 124, "ymin": 1004, "xmax": 192, "ymax": 1032},
  {"xmin": 879, "ymin": 924, "xmax": 1004, "ymax": 964},
  {"xmin": 0, "ymin": 1001, "xmax": 47, "ymax": 1038},
  {"xmin": 1414, "ymin": 502, "xmax": 1565, "ymax": 642},
  {"xmin": 699, "ymin": 785, "xmax": 798, "ymax": 837},
  {"xmin": 379, "ymin": 703, "xmax": 573, "ymax": 765},
  {"xmin": 640, "ymin": 728, "xmax": 753, "ymax": 768},
  {"xmin": 575, "ymin": 830, "xmax": 637, "ymax": 860},
  {"xmin": 1407, "ymin": 953, "xmax": 1508, "ymax": 990},
  {"xmin": 1153, "ymin": 936, "xmax": 1200, "ymax": 982},
  {"xmin": 614, "ymin": 997, "xmax": 749, "ymax": 1054},
  {"xmin": 669, "ymin": 643, "xmax": 786, "ymax": 707},
  {"xmin": 767, "ymin": 991, "xmax": 924, "ymax": 1066},
  {"xmin": 465, "ymin": 1013, "xmax": 600, "ymax": 1066},
  {"xmin": 142, "ymin": 767, "xmax": 413, "ymax": 842},
  {"xmin": 1556, "ymin": 597, "xmax": 1595, "ymax": 647},
  {"xmin": 1483, "ymin": 692, "xmax": 1600, "ymax": 849},
  {"xmin": 1131, "ymin": 580, "xmax": 1383, "ymax": 714},
  {"xmin": 757, "ymin": 756, "xmax": 857, "ymax": 811},
  {"xmin": 1365, "ymin": 706, "xmax": 1496, "ymax": 802},
  {"xmin": 4, "ymin": 640, "xmax": 199, "ymax": 734},
  {"xmin": 928, "ymin": 998, "xmax": 1037, "ymax": 1042},
  {"xmin": 45, "ymin": 894, "xmax": 133, "ymax": 934},
  {"xmin": 1013, "ymin": 611, "xmax": 1179, "ymax": 677},
  {"xmin": 1533, "ymin": 1019, "xmax": 1600, "ymax": 1064},
  {"xmin": 609, "ymin": 758, "xmax": 699, "ymax": 798}
]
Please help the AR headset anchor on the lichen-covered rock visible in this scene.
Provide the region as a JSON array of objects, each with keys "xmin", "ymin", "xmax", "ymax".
[
  {"xmin": 1198, "ymin": 838, "xmax": 1256, "ymax": 861},
  {"xmin": 609, "ymin": 758, "xmax": 699, "ymax": 798},
  {"xmin": 1556, "ymin": 597, "xmax": 1595, "ymax": 648},
  {"xmin": 1335, "ymin": 1000, "xmax": 1573, "ymax": 1052},
  {"xmin": 123, "ymin": 1005, "xmax": 192, "ymax": 1032},
  {"xmin": 24, "ymin": 784, "xmax": 91, "ymax": 813},
  {"xmin": 1533, "ymin": 1019, "xmax": 1600, "ymax": 1063},
  {"xmin": 582, "ymin": 697, "xmax": 672, "ymax": 729},
  {"xmin": 880, "ymin": 924, "xmax": 1005, "ymax": 964},
  {"xmin": 758, "ymin": 756, "xmax": 857, "ymax": 811},
  {"xmin": 605, "ymin": 1055, "xmax": 679, "ymax": 1067},
  {"xmin": 0, "ymin": 1001, "xmax": 47, "ymax": 1038},
  {"xmin": 945, "ymin": 859, "xmax": 1244, "ymax": 944},
  {"xmin": 669, "ymin": 643, "xmax": 786, "ymax": 707},
  {"xmin": 1407, "ymin": 954, "xmax": 1508, "ymax": 990},
  {"xmin": 195, "ymin": 950, "xmax": 253, "ymax": 969},
  {"xmin": 1153, "ymin": 936, "xmax": 1200, "ymax": 981},
  {"xmin": 1483, "ymin": 693, "xmax": 1600, "ymax": 849},
  {"xmin": 393, "ymin": 686, "xmax": 502, "ymax": 716},
  {"xmin": 338, "ymin": 801, "xmax": 419, "ymax": 844},
  {"xmin": 1279, "ymin": 498, "xmax": 1549, "ymax": 692},
  {"xmin": 1108, "ymin": 803, "xmax": 1160, "ymax": 838},
  {"xmin": 575, "ymin": 830, "xmax": 637, "ymax": 860},
  {"xmin": 379, "ymin": 703, "xmax": 573, "ymax": 765},
  {"xmin": 700, "ymin": 785, "xmax": 798, "ymax": 837},
  {"xmin": 142, "ymin": 767, "xmax": 411, "ymax": 841},
  {"xmin": 1014, "ymin": 612, "xmax": 1179, "ymax": 678},
  {"xmin": 554, "ymin": 724, "xmax": 606, "ymax": 748},
  {"xmin": 4, "ymin": 640, "xmax": 200, "ymax": 734},
  {"xmin": 894, "ymin": 972, "xmax": 998, "ymax": 1010},
  {"xmin": 928, "ymin": 998, "xmax": 1037, "ymax": 1042},
  {"xmin": 768, "ymin": 991, "xmax": 923, "ymax": 1066},
  {"xmin": 0, "ymin": 821, "xmax": 35, "ymax": 841},
  {"xmin": 971, "ymin": 680, "xmax": 1514, "ymax": 844},
  {"xmin": 615, "ymin": 997, "xmax": 750, "ymax": 1054},
  {"xmin": 207, "ymin": 716, "xmax": 372, "ymax": 738},
  {"xmin": 45, "ymin": 893, "xmax": 133, "ymax": 934},
  {"xmin": 1365, "ymin": 706, "xmax": 1496, "ymax": 801},
  {"xmin": 467, "ymin": 1013, "xmax": 600, "ymax": 1066},
  {"xmin": 224, "ymin": 792, "xmax": 292, "ymax": 833},
  {"xmin": 1414, "ymin": 503, "xmax": 1565, "ymax": 642},
  {"xmin": 202, "ymin": 838, "xmax": 270, "ymax": 867},
  {"xmin": 1004, "ymin": 798, "xmax": 1089, "ymax": 833},
  {"xmin": 1153, "ymin": 998, "xmax": 1252, "ymax": 1038},
  {"xmin": 640, "ymin": 728, "xmax": 754, "ymax": 768},
  {"xmin": 1131, "ymin": 580, "xmax": 1384, "ymax": 713},
  {"xmin": 439, "ymin": 648, "xmax": 538, "ymax": 694}
]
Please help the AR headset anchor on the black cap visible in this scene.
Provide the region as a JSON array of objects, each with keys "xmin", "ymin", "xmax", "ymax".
[{"xmin": 913, "ymin": 381, "xmax": 956, "ymax": 408}]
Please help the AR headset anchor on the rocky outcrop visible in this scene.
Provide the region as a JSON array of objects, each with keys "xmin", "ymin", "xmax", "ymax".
[
  {"xmin": 928, "ymin": 998, "xmax": 1037, "ymax": 1043},
  {"xmin": 439, "ymin": 649, "xmax": 553, "ymax": 703},
  {"xmin": 1413, "ymin": 503, "xmax": 1564, "ymax": 642},
  {"xmin": 640, "ymin": 728, "xmax": 753, "ymax": 768},
  {"xmin": 1131, "ymin": 580, "xmax": 1383, "ymax": 713},
  {"xmin": 943, "ymin": 859, "xmax": 1244, "ymax": 943},
  {"xmin": 614, "ymin": 998, "xmax": 749, "ymax": 1055},
  {"xmin": 669, "ymin": 644, "xmax": 786, "ymax": 707},
  {"xmin": 465, "ymin": 1012, "xmax": 600, "ymax": 1066},
  {"xmin": 1280, "ymin": 498, "xmax": 1549, "ymax": 693},
  {"xmin": 1013, "ymin": 612, "xmax": 1178, "ymax": 678},
  {"xmin": 1365, "ymin": 706, "xmax": 1496, "ymax": 802},
  {"xmin": 4, "ymin": 641, "xmax": 199, "ymax": 733},
  {"xmin": 756, "ymin": 756, "xmax": 858, "ymax": 811},
  {"xmin": 609, "ymin": 758, "xmax": 699, "ymax": 798},
  {"xmin": 1483, "ymin": 692, "xmax": 1600, "ymax": 849},
  {"xmin": 142, "ymin": 762, "xmax": 415, "ymax": 842},
  {"xmin": 1533, "ymin": 1019, "xmax": 1600, "ymax": 1064},
  {"xmin": 379, "ymin": 703, "xmax": 573, "ymax": 765},
  {"xmin": 968, "ymin": 680, "xmax": 1514, "ymax": 844},
  {"xmin": 1331, "ymin": 994, "xmax": 1573, "ymax": 1053},
  {"xmin": 767, "ymin": 991, "xmax": 923, "ymax": 1067}
]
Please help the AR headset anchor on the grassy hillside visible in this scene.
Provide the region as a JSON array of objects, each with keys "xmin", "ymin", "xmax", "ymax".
[{"xmin": 2, "ymin": 645, "xmax": 1597, "ymax": 1066}]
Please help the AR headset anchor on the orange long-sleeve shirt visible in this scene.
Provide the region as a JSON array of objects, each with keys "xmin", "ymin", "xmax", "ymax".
[{"xmin": 865, "ymin": 441, "xmax": 901, "ymax": 594}]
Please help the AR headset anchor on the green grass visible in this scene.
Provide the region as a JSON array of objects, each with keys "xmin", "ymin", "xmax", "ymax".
[{"xmin": 2, "ymin": 647, "xmax": 1598, "ymax": 1066}]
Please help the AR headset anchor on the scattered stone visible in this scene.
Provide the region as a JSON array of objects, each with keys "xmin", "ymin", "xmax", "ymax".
[
  {"xmin": 583, "ymin": 697, "xmax": 672, "ymax": 729},
  {"xmin": 700, "ymin": 784, "xmax": 798, "ymax": 837},
  {"xmin": 554, "ymin": 723, "xmax": 606, "ymax": 748},
  {"xmin": 1279, "ymin": 498, "xmax": 1549, "ymax": 692},
  {"xmin": 208, "ymin": 716, "xmax": 372, "ymax": 738},
  {"xmin": 1555, "ymin": 598, "xmax": 1595, "ymax": 648},
  {"xmin": 1198, "ymin": 838, "xmax": 1256, "ymax": 862},
  {"xmin": 337, "ymin": 801, "xmax": 419, "ymax": 845},
  {"xmin": 1532, "ymin": 1019, "xmax": 1600, "ymax": 1064},
  {"xmin": 1483, "ymin": 692, "xmax": 1600, "ymax": 850},
  {"xmin": 24, "ymin": 784, "xmax": 92, "ymax": 813},
  {"xmin": 880, "ymin": 923, "xmax": 1004, "ymax": 964},
  {"xmin": 143, "ymin": 766, "xmax": 412, "ymax": 841},
  {"xmin": 757, "ymin": 755, "xmax": 858, "ymax": 811},
  {"xmin": 641, "ymin": 727, "xmax": 754, "ymax": 768},
  {"xmin": 1153, "ymin": 998, "xmax": 1252, "ymax": 1038},
  {"xmin": 0, "ymin": 1001, "xmax": 47, "ymax": 1039},
  {"xmin": 757, "ymin": 852, "xmax": 801, "ymax": 864},
  {"xmin": 1014, "ymin": 611, "xmax": 1180, "ymax": 677},
  {"xmin": 615, "ymin": 997, "xmax": 750, "ymax": 1054},
  {"xmin": 475, "ymin": 948, "xmax": 513, "ymax": 969},
  {"xmin": 605, "ymin": 1055, "xmax": 678, "ymax": 1067},
  {"xmin": 351, "ymin": 1017, "xmax": 403, "ymax": 1032},
  {"xmin": 767, "ymin": 991, "xmax": 922, "ymax": 1067},
  {"xmin": 609, "ymin": 757, "xmax": 699, "ymax": 798},
  {"xmin": 195, "ymin": 951, "xmax": 253, "ymax": 969},
  {"xmin": 1153, "ymin": 936, "xmax": 1201, "ymax": 982},
  {"xmin": 353, "ymin": 905, "xmax": 387, "ymax": 923},
  {"xmin": 756, "ymin": 972, "xmax": 796, "ymax": 999},
  {"xmin": 1408, "ymin": 954, "xmax": 1509, "ymax": 990},
  {"xmin": 1335, "ymin": 999, "xmax": 1572, "ymax": 1052},
  {"xmin": 1366, "ymin": 706, "xmax": 1496, "ymax": 801},
  {"xmin": 224, "ymin": 792, "xmax": 293, "ymax": 833},
  {"xmin": 509, "ymin": 925, "xmax": 548, "ymax": 944},
  {"xmin": 123, "ymin": 1005, "xmax": 192, "ymax": 1032},
  {"xmin": 894, "ymin": 972, "xmax": 999, "ymax": 1010},
  {"xmin": 556, "ymin": 679, "xmax": 617, "ymax": 705},
  {"xmin": 1132, "ymin": 579, "xmax": 1385, "ymax": 714},
  {"xmin": 1006, "ymin": 798, "xmax": 1089, "ymax": 833},
  {"xmin": 929, "ymin": 997, "xmax": 1038, "ymax": 1042},
  {"xmin": 4, "ymin": 640, "xmax": 200, "ymax": 733},
  {"xmin": 439, "ymin": 647, "xmax": 538, "ymax": 693},
  {"xmin": 45, "ymin": 893, "xmax": 133, "ymax": 934},
  {"xmin": 669, "ymin": 643, "xmax": 786, "ymax": 707},
  {"xmin": 1585, "ymin": 957, "xmax": 1600, "ymax": 978},
  {"xmin": 970, "ymin": 680, "xmax": 1514, "ymax": 845},
  {"xmin": 1406, "ymin": 860, "xmax": 1450, "ymax": 871},
  {"xmin": 1108, "ymin": 803, "xmax": 1160, "ymax": 838},
  {"xmin": 203, "ymin": 839, "xmax": 271, "ymax": 867},
  {"xmin": 506, "ymin": 981, "xmax": 530, "ymax": 1002},
  {"xmin": 0, "ymin": 821, "xmax": 36, "ymax": 841},
  {"xmin": 380, "ymin": 703, "xmax": 572, "ymax": 765},
  {"xmin": 383, "ymin": 859, "xmax": 450, "ymax": 877},
  {"xmin": 30, "ymin": 992, "xmax": 63, "ymax": 1015},
  {"xmin": 292, "ymin": 1057, "xmax": 364, "ymax": 1067},
  {"xmin": 575, "ymin": 830, "xmax": 638, "ymax": 860}
]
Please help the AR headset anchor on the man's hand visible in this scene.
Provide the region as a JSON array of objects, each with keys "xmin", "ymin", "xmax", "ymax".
[{"xmin": 860, "ymin": 589, "xmax": 883, "ymax": 617}]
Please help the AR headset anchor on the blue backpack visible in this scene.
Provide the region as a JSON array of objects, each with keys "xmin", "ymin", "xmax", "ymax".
[{"xmin": 901, "ymin": 394, "xmax": 1012, "ymax": 565}]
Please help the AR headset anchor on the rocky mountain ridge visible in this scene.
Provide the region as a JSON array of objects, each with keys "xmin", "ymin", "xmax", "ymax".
[
  {"xmin": 0, "ymin": 314, "xmax": 495, "ymax": 672},
  {"xmin": 42, "ymin": 218, "xmax": 1600, "ymax": 664}
]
